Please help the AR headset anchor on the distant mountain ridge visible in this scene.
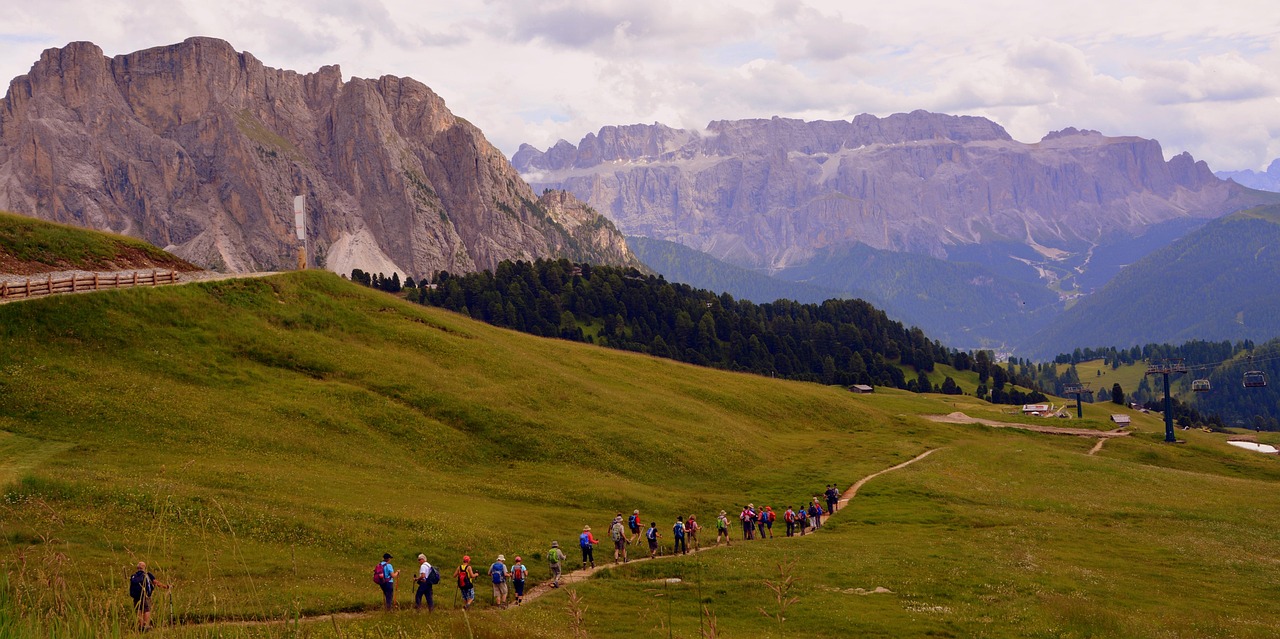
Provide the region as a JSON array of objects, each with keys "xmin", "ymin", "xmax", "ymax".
[
  {"xmin": 515, "ymin": 117, "xmax": 1273, "ymax": 271},
  {"xmin": 1216, "ymin": 159, "xmax": 1280, "ymax": 192},
  {"xmin": 0, "ymin": 38, "xmax": 638, "ymax": 277},
  {"xmin": 1023, "ymin": 204, "xmax": 1280, "ymax": 359},
  {"xmin": 517, "ymin": 115, "xmax": 1278, "ymax": 350}
]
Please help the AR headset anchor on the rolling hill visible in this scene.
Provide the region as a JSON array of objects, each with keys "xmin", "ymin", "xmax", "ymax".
[
  {"xmin": 5, "ymin": 215, "xmax": 1280, "ymax": 639},
  {"xmin": 1023, "ymin": 204, "xmax": 1280, "ymax": 359}
]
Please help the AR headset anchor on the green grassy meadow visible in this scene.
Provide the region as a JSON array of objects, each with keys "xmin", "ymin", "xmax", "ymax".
[{"xmin": 2, "ymin": 272, "xmax": 1280, "ymax": 638}]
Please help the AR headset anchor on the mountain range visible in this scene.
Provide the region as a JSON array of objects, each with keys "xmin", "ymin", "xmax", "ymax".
[
  {"xmin": 519, "ymin": 117, "xmax": 1279, "ymax": 349},
  {"xmin": 1022, "ymin": 204, "xmax": 1280, "ymax": 359},
  {"xmin": 0, "ymin": 37, "xmax": 638, "ymax": 278},
  {"xmin": 1216, "ymin": 159, "xmax": 1280, "ymax": 192}
]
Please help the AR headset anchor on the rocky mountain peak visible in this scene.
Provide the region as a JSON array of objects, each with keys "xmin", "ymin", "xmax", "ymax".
[{"xmin": 0, "ymin": 38, "xmax": 638, "ymax": 276}]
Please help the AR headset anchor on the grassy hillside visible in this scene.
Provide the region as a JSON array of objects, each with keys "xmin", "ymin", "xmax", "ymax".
[
  {"xmin": 0, "ymin": 210, "xmax": 197, "ymax": 275},
  {"xmin": 3, "ymin": 273, "xmax": 1280, "ymax": 638},
  {"xmin": 1024, "ymin": 204, "xmax": 1280, "ymax": 359}
]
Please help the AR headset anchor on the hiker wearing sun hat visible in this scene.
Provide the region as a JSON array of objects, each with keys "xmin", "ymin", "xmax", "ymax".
[
  {"xmin": 716, "ymin": 510, "xmax": 730, "ymax": 546},
  {"xmin": 579, "ymin": 525, "xmax": 598, "ymax": 569},
  {"xmin": 548, "ymin": 541, "xmax": 565, "ymax": 587},
  {"xmin": 489, "ymin": 554, "xmax": 510, "ymax": 606}
]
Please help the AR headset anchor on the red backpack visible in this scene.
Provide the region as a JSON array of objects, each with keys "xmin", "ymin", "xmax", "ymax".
[{"xmin": 373, "ymin": 562, "xmax": 386, "ymax": 585}]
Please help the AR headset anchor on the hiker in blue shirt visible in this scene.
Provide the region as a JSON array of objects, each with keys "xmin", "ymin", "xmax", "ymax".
[
  {"xmin": 490, "ymin": 554, "xmax": 510, "ymax": 606},
  {"xmin": 672, "ymin": 515, "xmax": 688, "ymax": 555},
  {"xmin": 377, "ymin": 553, "xmax": 400, "ymax": 610}
]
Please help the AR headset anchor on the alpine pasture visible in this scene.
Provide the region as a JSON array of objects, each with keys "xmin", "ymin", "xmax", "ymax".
[{"xmin": 3, "ymin": 269, "xmax": 1280, "ymax": 638}]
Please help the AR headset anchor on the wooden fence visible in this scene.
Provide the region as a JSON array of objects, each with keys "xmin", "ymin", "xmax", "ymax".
[{"xmin": 0, "ymin": 270, "xmax": 181, "ymax": 301}]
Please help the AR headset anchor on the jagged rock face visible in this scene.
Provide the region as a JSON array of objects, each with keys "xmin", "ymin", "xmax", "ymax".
[
  {"xmin": 514, "ymin": 115, "xmax": 1271, "ymax": 270},
  {"xmin": 0, "ymin": 37, "xmax": 638, "ymax": 276}
]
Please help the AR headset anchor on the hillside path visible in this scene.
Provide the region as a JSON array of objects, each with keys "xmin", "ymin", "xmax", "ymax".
[
  {"xmin": 208, "ymin": 447, "xmax": 942, "ymax": 628},
  {"xmin": 924, "ymin": 412, "xmax": 1131, "ymax": 439}
]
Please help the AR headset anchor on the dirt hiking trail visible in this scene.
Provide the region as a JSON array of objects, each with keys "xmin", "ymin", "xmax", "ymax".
[{"xmin": 211, "ymin": 448, "xmax": 943, "ymax": 628}]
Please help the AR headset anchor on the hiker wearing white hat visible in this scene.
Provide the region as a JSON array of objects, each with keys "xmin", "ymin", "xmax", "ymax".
[{"xmin": 489, "ymin": 554, "xmax": 510, "ymax": 606}]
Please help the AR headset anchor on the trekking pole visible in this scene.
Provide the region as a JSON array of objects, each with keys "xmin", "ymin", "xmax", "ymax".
[{"xmin": 168, "ymin": 587, "xmax": 176, "ymax": 627}]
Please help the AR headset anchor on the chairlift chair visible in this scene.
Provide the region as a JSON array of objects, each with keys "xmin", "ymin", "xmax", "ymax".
[
  {"xmin": 1243, "ymin": 370, "xmax": 1268, "ymax": 388},
  {"xmin": 1191, "ymin": 379, "xmax": 1211, "ymax": 393}
]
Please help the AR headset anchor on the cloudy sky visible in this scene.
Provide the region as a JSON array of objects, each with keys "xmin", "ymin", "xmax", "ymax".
[{"xmin": 3, "ymin": 0, "xmax": 1278, "ymax": 171}]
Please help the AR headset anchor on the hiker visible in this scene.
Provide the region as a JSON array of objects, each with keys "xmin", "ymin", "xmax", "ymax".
[
  {"xmin": 579, "ymin": 525, "xmax": 598, "ymax": 569},
  {"xmin": 511, "ymin": 556, "xmax": 528, "ymax": 604},
  {"xmin": 414, "ymin": 554, "xmax": 438, "ymax": 611},
  {"xmin": 490, "ymin": 554, "xmax": 510, "ymax": 606},
  {"xmin": 628, "ymin": 509, "xmax": 642, "ymax": 545},
  {"xmin": 740, "ymin": 505, "xmax": 755, "ymax": 540},
  {"xmin": 784, "ymin": 506, "xmax": 796, "ymax": 537},
  {"xmin": 456, "ymin": 556, "xmax": 478, "ymax": 609},
  {"xmin": 796, "ymin": 506, "xmax": 808, "ymax": 535},
  {"xmin": 611, "ymin": 514, "xmax": 629, "ymax": 563},
  {"xmin": 686, "ymin": 514, "xmax": 700, "ymax": 550},
  {"xmin": 762, "ymin": 506, "xmax": 775, "ymax": 538},
  {"xmin": 376, "ymin": 553, "xmax": 400, "ymax": 610},
  {"xmin": 128, "ymin": 561, "xmax": 170, "ymax": 632},
  {"xmin": 716, "ymin": 510, "xmax": 730, "ymax": 546},
  {"xmin": 548, "ymin": 541, "xmax": 565, "ymax": 588},
  {"xmin": 646, "ymin": 521, "xmax": 660, "ymax": 558},
  {"xmin": 808, "ymin": 501, "xmax": 822, "ymax": 530},
  {"xmin": 826, "ymin": 484, "xmax": 839, "ymax": 515},
  {"xmin": 673, "ymin": 515, "xmax": 688, "ymax": 555}
]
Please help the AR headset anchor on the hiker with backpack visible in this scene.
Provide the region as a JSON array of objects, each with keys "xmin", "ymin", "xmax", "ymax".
[
  {"xmin": 762, "ymin": 506, "xmax": 775, "ymax": 538},
  {"xmin": 808, "ymin": 500, "xmax": 822, "ymax": 530},
  {"xmin": 490, "ymin": 554, "xmax": 510, "ymax": 607},
  {"xmin": 579, "ymin": 525, "xmax": 598, "ymax": 569},
  {"xmin": 128, "ymin": 561, "xmax": 169, "ymax": 632},
  {"xmin": 611, "ymin": 514, "xmax": 629, "ymax": 563},
  {"xmin": 716, "ymin": 510, "xmax": 730, "ymax": 546},
  {"xmin": 628, "ymin": 509, "xmax": 642, "ymax": 545},
  {"xmin": 826, "ymin": 484, "xmax": 840, "ymax": 515},
  {"xmin": 686, "ymin": 514, "xmax": 701, "ymax": 550},
  {"xmin": 374, "ymin": 553, "xmax": 400, "ymax": 610},
  {"xmin": 456, "ymin": 556, "xmax": 478, "ymax": 609},
  {"xmin": 511, "ymin": 557, "xmax": 528, "ymax": 604},
  {"xmin": 548, "ymin": 541, "xmax": 565, "ymax": 588},
  {"xmin": 740, "ymin": 504, "xmax": 756, "ymax": 540},
  {"xmin": 414, "ymin": 554, "xmax": 439, "ymax": 611},
  {"xmin": 672, "ymin": 516, "xmax": 688, "ymax": 555},
  {"xmin": 645, "ymin": 521, "xmax": 661, "ymax": 558},
  {"xmin": 784, "ymin": 506, "xmax": 796, "ymax": 537}
]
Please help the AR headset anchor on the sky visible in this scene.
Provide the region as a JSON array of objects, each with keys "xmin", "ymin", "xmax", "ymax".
[{"xmin": 2, "ymin": 0, "xmax": 1279, "ymax": 172}]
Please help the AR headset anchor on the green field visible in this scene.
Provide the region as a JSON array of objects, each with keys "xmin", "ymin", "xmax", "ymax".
[{"xmin": 3, "ymin": 272, "xmax": 1280, "ymax": 638}]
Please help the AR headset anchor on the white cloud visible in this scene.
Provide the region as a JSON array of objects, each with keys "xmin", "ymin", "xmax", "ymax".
[{"xmin": 0, "ymin": 0, "xmax": 1278, "ymax": 170}]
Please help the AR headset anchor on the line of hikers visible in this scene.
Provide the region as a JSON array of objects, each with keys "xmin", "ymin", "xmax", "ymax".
[{"xmin": 369, "ymin": 484, "xmax": 844, "ymax": 611}]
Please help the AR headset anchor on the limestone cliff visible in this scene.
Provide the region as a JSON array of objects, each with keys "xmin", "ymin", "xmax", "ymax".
[
  {"xmin": 514, "ymin": 115, "xmax": 1276, "ymax": 271},
  {"xmin": 0, "ymin": 38, "xmax": 638, "ymax": 276}
]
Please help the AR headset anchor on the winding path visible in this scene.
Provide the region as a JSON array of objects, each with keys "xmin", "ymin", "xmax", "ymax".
[{"xmin": 209, "ymin": 447, "xmax": 943, "ymax": 628}]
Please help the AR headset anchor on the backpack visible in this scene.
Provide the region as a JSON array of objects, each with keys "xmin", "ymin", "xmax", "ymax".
[
  {"xmin": 580, "ymin": 532, "xmax": 591, "ymax": 547},
  {"xmin": 457, "ymin": 566, "xmax": 472, "ymax": 589},
  {"xmin": 512, "ymin": 564, "xmax": 527, "ymax": 581},
  {"xmin": 628, "ymin": 514, "xmax": 638, "ymax": 528},
  {"xmin": 426, "ymin": 565, "xmax": 440, "ymax": 585},
  {"xmin": 611, "ymin": 522, "xmax": 624, "ymax": 541},
  {"xmin": 373, "ymin": 562, "xmax": 387, "ymax": 585},
  {"xmin": 673, "ymin": 522, "xmax": 684, "ymax": 537},
  {"xmin": 646, "ymin": 527, "xmax": 657, "ymax": 541},
  {"xmin": 129, "ymin": 571, "xmax": 151, "ymax": 599},
  {"xmin": 768, "ymin": 510, "xmax": 776, "ymax": 523},
  {"xmin": 549, "ymin": 548, "xmax": 564, "ymax": 564}
]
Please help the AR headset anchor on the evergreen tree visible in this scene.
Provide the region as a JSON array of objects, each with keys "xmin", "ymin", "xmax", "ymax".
[{"xmin": 1111, "ymin": 383, "xmax": 1125, "ymax": 405}]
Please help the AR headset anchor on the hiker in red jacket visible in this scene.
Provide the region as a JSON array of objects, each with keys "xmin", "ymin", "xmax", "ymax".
[{"xmin": 579, "ymin": 525, "xmax": 598, "ymax": 569}]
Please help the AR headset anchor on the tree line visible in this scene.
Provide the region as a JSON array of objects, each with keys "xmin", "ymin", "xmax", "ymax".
[{"xmin": 399, "ymin": 259, "xmax": 1000, "ymax": 394}]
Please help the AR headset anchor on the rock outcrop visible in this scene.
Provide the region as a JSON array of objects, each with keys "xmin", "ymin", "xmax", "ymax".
[
  {"xmin": 514, "ymin": 113, "xmax": 1274, "ymax": 270},
  {"xmin": 0, "ymin": 38, "xmax": 638, "ymax": 276}
]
